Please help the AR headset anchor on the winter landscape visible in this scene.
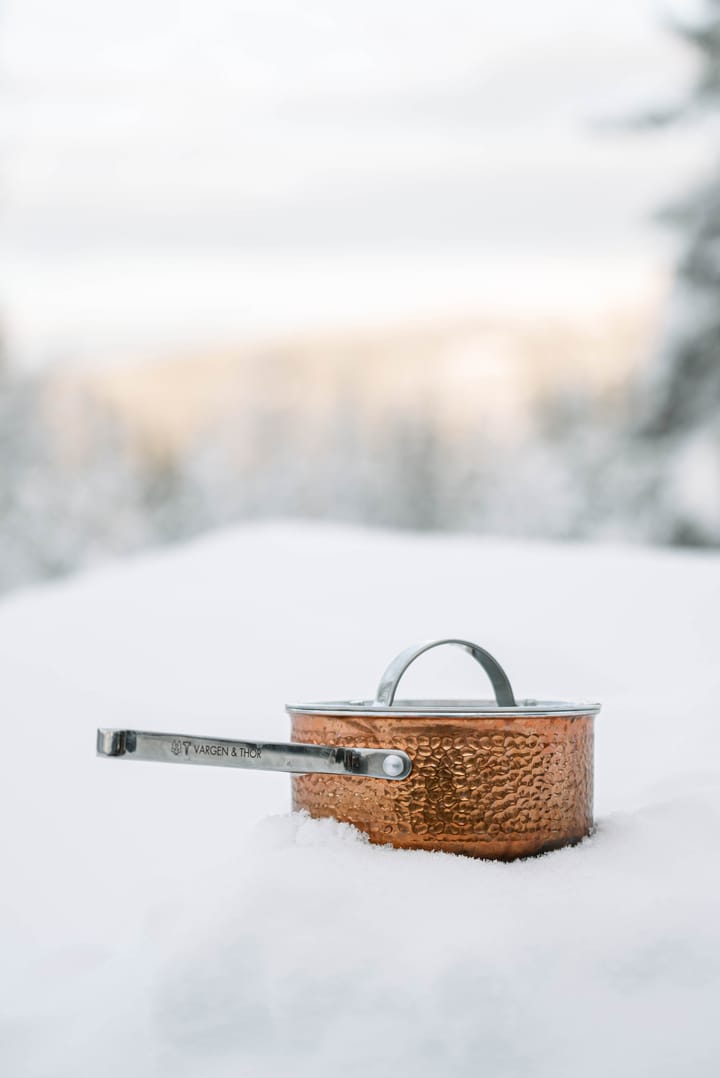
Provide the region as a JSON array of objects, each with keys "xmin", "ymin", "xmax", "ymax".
[
  {"xmin": 2, "ymin": 1, "xmax": 720, "ymax": 1075},
  {"xmin": 1, "ymin": 0, "xmax": 719, "ymax": 593}
]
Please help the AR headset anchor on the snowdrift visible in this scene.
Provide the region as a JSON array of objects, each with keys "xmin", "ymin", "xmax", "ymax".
[{"xmin": 1, "ymin": 524, "xmax": 719, "ymax": 1076}]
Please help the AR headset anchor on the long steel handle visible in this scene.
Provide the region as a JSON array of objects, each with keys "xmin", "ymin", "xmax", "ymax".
[
  {"xmin": 97, "ymin": 729, "xmax": 412, "ymax": 780},
  {"xmin": 375, "ymin": 638, "xmax": 516, "ymax": 708}
]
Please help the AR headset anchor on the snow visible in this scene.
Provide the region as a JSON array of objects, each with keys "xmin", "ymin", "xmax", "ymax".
[{"xmin": 1, "ymin": 522, "xmax": 719, "ymax": 1076}]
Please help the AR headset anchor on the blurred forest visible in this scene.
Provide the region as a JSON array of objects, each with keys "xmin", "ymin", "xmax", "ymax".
[
  {"xmin": 1, "ymin": 3, "xmax": 720, "ymax": 593},
  {"xmin": 0, "ymin": 297, "xmax": 712, "ymax": 595}
]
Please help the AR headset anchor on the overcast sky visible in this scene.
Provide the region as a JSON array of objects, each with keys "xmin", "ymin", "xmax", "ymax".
[{"xmin": 0, "ymin": 0, "xmax": 710, "ymax": 365}]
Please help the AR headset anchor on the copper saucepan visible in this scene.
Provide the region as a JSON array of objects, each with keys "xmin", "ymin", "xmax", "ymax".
[{"xmin": 97, "ymin": 638, "xmax": 600, "ymax": 860}]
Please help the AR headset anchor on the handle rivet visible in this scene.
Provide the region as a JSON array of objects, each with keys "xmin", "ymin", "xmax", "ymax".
[{"xmin": 382, "ymin": 754, "xmax": 405, "ymax": 778}]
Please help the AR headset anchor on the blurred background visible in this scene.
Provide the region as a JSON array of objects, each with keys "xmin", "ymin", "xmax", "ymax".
[{"xmin": 1, "ymin": 0, "xmax": 719, "ymax": 593}]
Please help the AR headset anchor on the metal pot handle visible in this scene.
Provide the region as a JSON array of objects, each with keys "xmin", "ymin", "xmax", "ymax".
[
  {"xmin": 97, "ymin": 729, "xmax": 412, "ymax": 780},
  {"xmin": 375, "ymin": 638, "xmax": 516, "ymax": 708}
]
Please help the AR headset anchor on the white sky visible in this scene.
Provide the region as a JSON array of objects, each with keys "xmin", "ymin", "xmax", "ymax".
[{"xmin": 0, "ymin": 0, "xmax": 710, "ymax": 366}]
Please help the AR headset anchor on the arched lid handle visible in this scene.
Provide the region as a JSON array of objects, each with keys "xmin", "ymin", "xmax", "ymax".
[{"xmin": 375, "ymin": 639, "xmax": 517, "ymax": 708}]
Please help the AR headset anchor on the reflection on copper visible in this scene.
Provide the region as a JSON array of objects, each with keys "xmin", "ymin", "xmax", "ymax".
[{"xmin": 291, "ymin": 712, "xmax": 593, "ymax": 860}]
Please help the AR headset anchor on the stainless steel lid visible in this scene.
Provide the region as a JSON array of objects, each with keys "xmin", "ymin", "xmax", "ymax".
[{"xmin": 286, "ymin": 638, "xmax": 601, "ymax": 719}]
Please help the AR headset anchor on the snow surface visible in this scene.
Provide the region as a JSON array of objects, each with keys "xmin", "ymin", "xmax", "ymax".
[{"xmin": 1, "ymin": 523, "xmax": 719, "ymax": 1077}]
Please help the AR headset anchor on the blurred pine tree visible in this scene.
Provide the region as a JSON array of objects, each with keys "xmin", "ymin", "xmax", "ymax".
[{"xmin": 642, "ymin": 1, "xmax": 720, "ymax": 435}]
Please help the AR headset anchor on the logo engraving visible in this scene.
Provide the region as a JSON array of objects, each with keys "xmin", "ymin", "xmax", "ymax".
[
  {"xmin": 169, "ymin": 739, "xmax": 262, "ymax": 760},
  {"xmin": 191, "ymin": 743, "xmax": 262, "ymax": 759}
]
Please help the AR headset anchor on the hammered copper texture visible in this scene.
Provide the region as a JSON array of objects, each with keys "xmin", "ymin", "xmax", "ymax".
[{"xmin": 291, "ymin": 713, "xmax": 594, "ymax": 860}]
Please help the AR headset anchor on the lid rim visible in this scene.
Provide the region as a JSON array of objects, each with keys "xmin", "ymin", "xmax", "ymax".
[{"xmin": 286, "ymin": 698, "xmax": 601, "ymax": 718}]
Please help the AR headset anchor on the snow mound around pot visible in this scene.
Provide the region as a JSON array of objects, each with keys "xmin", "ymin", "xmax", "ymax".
[{"xmin": 1, "ymin": 523, "xmax": 719, "ymax": 1077}]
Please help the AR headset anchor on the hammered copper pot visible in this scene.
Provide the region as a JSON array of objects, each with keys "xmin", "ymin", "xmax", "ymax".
[
  {"xmin": 288, "ymin": 639, "xmax": 598, "ymax": 860},
  {"xmin": 97, "ymin": 638, "xmax": 600, "ymax": 861}
]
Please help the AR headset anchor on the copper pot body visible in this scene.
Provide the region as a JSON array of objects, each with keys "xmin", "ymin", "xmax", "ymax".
[{"xmin": 291, "ymin": 710, "xmax": 594, "ymax": 860}]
